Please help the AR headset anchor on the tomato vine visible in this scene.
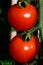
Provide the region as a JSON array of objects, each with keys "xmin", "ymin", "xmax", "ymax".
[
  {"xmin": 18, "ymin": 0, "xmax": 43, "ymax": 42},
  {"xmin": 39, "ymin": 0, "xmax": 43, "ymax": 41},
  {"xmin": 8, "ymin": 0, "xmax": 43, "ymax": 65}
]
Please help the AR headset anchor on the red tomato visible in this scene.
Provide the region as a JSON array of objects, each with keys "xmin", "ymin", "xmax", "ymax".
[
  {"xmin": 9, "ymin": 35, "xmax": 39, "ymax": 63},
  {"xmin": 8, "ymin": 4, "xmax": 38, "ymax": 31}
]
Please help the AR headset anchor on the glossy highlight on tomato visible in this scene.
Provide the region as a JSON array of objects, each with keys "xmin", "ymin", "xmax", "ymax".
[
  {"xmin": 8, "ymin": 4, "xmax": 38, "ymax": 31},
  {"xmin": 9, "ymin": 35, "xmax": 39, "ymax": 63}
]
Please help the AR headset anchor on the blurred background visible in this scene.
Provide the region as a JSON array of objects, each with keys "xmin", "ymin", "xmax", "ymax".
[{"xmin": 0, "ymin": 0, "xmax": 11, "ymax": 60}]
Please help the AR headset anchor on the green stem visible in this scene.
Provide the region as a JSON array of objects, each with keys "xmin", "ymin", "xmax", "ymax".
[
  {"xmin": 18, "ymin": 0, "xmax": 31, "ymax": 8},
  {"xmin": 39, "ymin": 0, "xmax": 43, "ymax": 41},
  {"xmin": 27, "ymin": 24, "xmax": 40, "ymax": 34},
  {"xmin": 25, "ymin": 25, "xmax": 39, "ymax": 40},
  {"xmin": 26, "ymin": 0, "xmax": 31, "ymax": 3},
  {"xmin": 25, "ymin": 33, "xmax": 32, "ymax": 41},
  {"xmin": 18, "ymin": 1, "xmax": 28, "ymax": 8},
  {"xmin": 11, "ymin": 27, "xmax": 15, "ymax": 31},
  {"xmin": 19, "ymin": 25, "xmax": 39, "ymax": 41},
  {"xmin": 19, "ymin": 23, "xmax": 40, "ymax": 41}
]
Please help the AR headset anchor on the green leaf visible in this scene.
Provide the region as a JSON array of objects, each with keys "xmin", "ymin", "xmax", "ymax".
[{"xmin": 0, "ymin": 60, "xmax": 15, "ymax": 65}]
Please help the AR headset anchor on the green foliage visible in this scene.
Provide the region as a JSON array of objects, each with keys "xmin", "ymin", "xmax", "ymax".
[{"xmin": 0, "ymin": 8, "xmax": 2, "ymax": 14}]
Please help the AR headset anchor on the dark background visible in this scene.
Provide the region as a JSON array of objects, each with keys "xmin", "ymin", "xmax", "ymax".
[{"xmin": 0, "ymin": 0, "xmax": 11, "ymax": 60}]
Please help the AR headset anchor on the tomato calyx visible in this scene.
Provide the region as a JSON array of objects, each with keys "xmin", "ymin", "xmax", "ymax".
[
  {"xmin": 18, "ymin": 1, "xmax": 28, "ymax": 8},
  {"xmin": 17, "ymin": 0, "xmax": 32, "ymax": 8},
  {"xmin": 18, "ymin": 23, "xmax": 40, "ymax": 41},
  {"xmin": 18, "ymin": 32, "xmax": 32, "ymax": 41}
]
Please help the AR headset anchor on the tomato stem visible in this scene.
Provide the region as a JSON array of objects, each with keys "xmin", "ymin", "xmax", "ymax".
[
  {"xmin": 18, "ymin": 0, "xmax": 31, "ymax": 8},
  {"xmin": 18, "ymin": 22, "xmax": 40, "ymax": 36},
  {"xmin": 18, "ymin": 1, "xmax": 28, "ymax": 8},
  {"xmin": 26, "ymin": 0, "xmax": 31, "ymax": 4},
  {"xmin": 18, "ymin": 23, "xmax": 40, "ymax": 41},
  {"xmin": 25, "ymin": 33, "xmax": 32, "ymax": 41},
  {"xmin": 39, "ymin": 0, "xmax": 43, "ymax": 41},
  {"xmin": 25, "ymin": 23, "xmax": 40, "ymax": 40},
  {"xmin": 11, "ymin": 27, "xmax": 15, "ymax": 31},
  {"xmin": 27, "ymin": 23, "xmax": 40, "ymax": 34}
]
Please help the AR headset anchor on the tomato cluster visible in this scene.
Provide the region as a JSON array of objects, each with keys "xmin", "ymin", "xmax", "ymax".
[{"xmin": 8, "ymin": 2, "xmax": 39, "ymax": 63}]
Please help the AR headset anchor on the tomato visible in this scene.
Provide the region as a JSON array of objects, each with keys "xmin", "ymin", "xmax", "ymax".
[
  {"xmin": 8, "ymin": 4, "xmax": 38, "ymax": 31},
  {"xmin": 9, "ymin": 35, "xmax": 39, "ymax": 63}
]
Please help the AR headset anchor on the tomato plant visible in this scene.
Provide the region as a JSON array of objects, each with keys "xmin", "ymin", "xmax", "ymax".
[
  {"xmin": 8, "ymin": 0, "xmax": 43, "ymax": 64},
  {"xmin": 8, "ymin": 4, "xmax": 38, "ymax": 31},
  {"xmin": 9, "ymin": 35, "xmax": 39, "ymax": 63}
]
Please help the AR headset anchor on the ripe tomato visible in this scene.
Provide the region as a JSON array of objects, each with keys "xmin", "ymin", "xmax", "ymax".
[
  {"xmin": 8, "ymin": 4, "xmax": 38, "ymax": 31},
  {"xmin": 9, "ymin": 35, "xmax": 39, "ymax": 63}
]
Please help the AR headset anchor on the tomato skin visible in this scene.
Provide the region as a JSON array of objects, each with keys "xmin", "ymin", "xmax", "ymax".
[
  {"xmin": 9, "ymin": 35, "xmax": 39, "ymax": 63},
  {"xmin": 8, "ymin": 4, "xmax": 38, "ymax": 31}
]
